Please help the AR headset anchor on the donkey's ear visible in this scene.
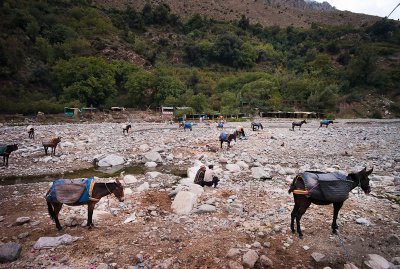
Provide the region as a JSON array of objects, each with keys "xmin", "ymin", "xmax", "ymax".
[{"xmin": 366, "ymin": 168, "xmax": 373, "ymax": 175}]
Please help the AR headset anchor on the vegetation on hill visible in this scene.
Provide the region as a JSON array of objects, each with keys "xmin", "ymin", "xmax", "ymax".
[{"xmin": 1, "ymin": 0, "xmax": 399, "ymax": 117}]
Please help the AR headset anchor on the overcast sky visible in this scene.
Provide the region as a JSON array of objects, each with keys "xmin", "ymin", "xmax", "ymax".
[{"xmin": 314, "ymin": 0, "xmax": 400, "ymax": 20}]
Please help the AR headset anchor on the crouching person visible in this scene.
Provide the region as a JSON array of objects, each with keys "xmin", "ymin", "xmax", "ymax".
[{"xmin": 194, "ymin": 165, "xmax": 219, "ymax": 188}]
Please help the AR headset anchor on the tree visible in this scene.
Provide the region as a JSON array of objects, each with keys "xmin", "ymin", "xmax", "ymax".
[
  {"xmin": 237, "ymin": 42, "xmax": 257, "ymax": 68},
  {"xmin": 212, "ymin": 32, "xmax": 242, "ymax": 67},
  {"xmin": 154, "ymin": 75, "xmax": 186, "ymax": 106},
  {"xmin": 241, "ymin": 78, "xmax": 279, "ymax": 107},
  {"xmin": 54, "ymin": 56, "xmax": 116, "ymax": 106},
  {"xmin": 125, "ymin": 70, "xmax": 155, "ymax": 107}
]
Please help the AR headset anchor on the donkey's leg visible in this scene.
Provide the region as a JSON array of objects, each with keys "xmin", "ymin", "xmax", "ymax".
[
  {"xmin": 332, "ymin": 202, "xmax": 343, "ymax": 234},
  {"xmin": 44, "ymin": 146, "xmax": 48, "ymax": 155},
  {"xmin": 53, "ymin": 203, "xmax": 63, "ymax": 231},
  {"xmin": 290, "ymin": 203, "xmax": 300, "ymax": 234},
  {"xmin": 87, "ymin": 202, "xmax": 96, "ymax": 228},
  {"xmin": 296, "ymin": 198, "xmax": 311, "ymax": 238},
  {"xmin": 220, "ymin": 140, "xmax": 223, "ymax": 149}
]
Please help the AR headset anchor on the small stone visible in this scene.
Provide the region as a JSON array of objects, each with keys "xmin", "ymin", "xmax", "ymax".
[
  {"xmin": 344, "ymin": 263, "xmax": 359, "ymax": 269},
  {"xmin": 311, "ymin": 252, "xmax": 326, "ymax": 263},
  {"xmin": 17, "ymin": 232, "xmax": 29, "ymax": 239},
  {"xmin": 97, "ymin": 263, "xmax": 109, "ymax": 269},
  {"xmin": 227, "ymin": 248, "xmax": 241, "ymax": 259},
  {"xmin": 356, "ymin": 218, "xmax": 369, "ymax": 225},
  {"xmin": 0, "ymin": 242, "xmax": 22, "ymax": 262},
  {"xmin": 228, "ymin": 260, "xmax": 244, "ymax": 269},
  {"xmin": 242, "ymin": 249, "xmax": 259, "ymax": 268},
  {"xmin": 0, "ymin": 216, "xmax": 4, "ymax": 222},
  {"xmin": 259, "ymin": 255, "xmax": 273, "ymax": 268},
  {"xmin": 15, "ymin": 217, "xmax": 30, "ymax": 225}
]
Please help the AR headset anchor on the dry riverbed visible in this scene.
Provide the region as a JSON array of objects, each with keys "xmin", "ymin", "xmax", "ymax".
[{"xmin": 0, "ymin": 119, "xmax": 399, "ymax": 269}]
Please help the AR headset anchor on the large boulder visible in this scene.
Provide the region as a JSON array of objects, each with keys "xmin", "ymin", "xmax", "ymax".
[
  {"xmin": 98, "ymin": 154, "xmax": 125, "ymax": 167},
  {"xmin": 0, "ymin": 242, "xmax": 21, "ymax": 262},
  {"xmin": 171, "ymin": 191, "xmax": 197, "ymax": 215}
]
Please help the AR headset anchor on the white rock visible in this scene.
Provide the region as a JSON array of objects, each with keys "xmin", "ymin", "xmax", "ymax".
[
  {"xmin": 137, "ymin": 182, "xmax": 150, "ymax": 192},
  {"xmin": 139, "ymin": 144, "xmax": 150, "ymax": 151},
  {"xmin": 144, "ymin": 151, "xmax": 162, "ymax": 162},
  {"xmin": 15, "ymin": 217, "xmax": 30, "ymax": 225},
  {"xmin": 356, "ymin": 218, "xmax": 370, "ymax": 225},
  {"xmin": 171, "ymin": 191, "xmax": 197, "ymax": 215},
  {"xmin": 146, "ymin": 172, "xmax": 161, "ymax": 178},
  {"xmin": 123, "ymin": 214, "xmax": 136, "ymax": 224},
  {"xmin": 123, "ymin": 175, "xmax": 138, "ymax": 184},
  {"xmin": 124, "ymin": 188, "xmax": 133, "ymax": 196},
  {"xmin": 33, "ymin": 234, "xmax": 81, "ymax": 249},
  {"xmin": 60, "ymin": 141, "xmax": 74, "ymax": 147},
  {"xmin": 195, "ymin": 204, "xmax": 216, "ymax": 214},
  {"xmin": 236, "ymin": 161, "xmax": 249, "ymax": 169},
  {"xmin": 98, "ymin": 154, "xmax": 125, "ymax": 167},
  {"xmin": 364, "ymin": 254, "xmax": 391, "ymax": 269},
  {"xmin": 145, "ymin": 161, "xmax": 157, "ymax": 168},
  {"xmin": 226, "ymin": 164, "xmax": 241, "ymax": 172},
  {"xmin": 92, "ymin": 210, "xmax": 112, "ymax": 221},
  {"xmin": 344, "ymin": 264, "xmax": 359, "ymax": 269},
  {"xmin": 251, "ymin": 167, "xmax": 270, "ymax": 179}
]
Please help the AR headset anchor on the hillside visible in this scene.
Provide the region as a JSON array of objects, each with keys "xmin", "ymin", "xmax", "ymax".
[
  {"xmin": 95, "ymin": 0, "xmax": 379, "ymax": 28},
  {"xmin": 0, "ymin": 0, "xmax": 400, "ymax": 118}
]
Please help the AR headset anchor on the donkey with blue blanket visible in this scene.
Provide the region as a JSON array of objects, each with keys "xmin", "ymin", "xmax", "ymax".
[
  {"xmin": 288, "ymin": 167, "xmax": 373, "ymax": 238},
  {"xmin": 46, "ymin": 177, "xmax": 124, "ymax": 230}
]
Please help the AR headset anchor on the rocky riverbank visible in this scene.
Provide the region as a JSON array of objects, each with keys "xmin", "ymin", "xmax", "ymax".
[{"xmin": 0, "ymin": 119, "xmax": 399, "ymax": 268}]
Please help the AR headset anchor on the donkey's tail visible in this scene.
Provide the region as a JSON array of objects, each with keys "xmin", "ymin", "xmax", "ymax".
[{"xmin": 47, "ymin": 201, "xmax": 56, "ymax": 221}]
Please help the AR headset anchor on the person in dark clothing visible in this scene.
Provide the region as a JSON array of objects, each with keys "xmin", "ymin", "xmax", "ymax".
[{"xmin": 194, "ymin": 165, "xmax": 206, "ymax": 185}]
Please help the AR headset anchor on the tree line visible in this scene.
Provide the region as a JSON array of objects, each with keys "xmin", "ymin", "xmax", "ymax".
[{"xmin": 0, "ymin": 0, "xmax": 399, "ymax": 116}]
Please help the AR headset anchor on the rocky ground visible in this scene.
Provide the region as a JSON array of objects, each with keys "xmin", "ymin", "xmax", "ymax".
[{"xmin": 0, "ymin": 118, "xmax": 399, "ymax": 269}]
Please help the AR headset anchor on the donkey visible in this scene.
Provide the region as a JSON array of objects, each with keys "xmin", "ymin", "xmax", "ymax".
[
  {"xmin": 27, "ymin": 125, "xmax": 34, "ymax": 139},
  {"xmin": 292, "ymin": 120, "xmax": 307, "ymax": 131},
  {"xmin": 320, "ymin": 120, "xmax": 334, "ymax": 128},
  {"xmin": 288, "ymin": 167, "xmax": 373, "ymax": 238},
  {"xmin": 251, "ymin": 122, "xmax": 263, "ymax": 131},
  {"xmin": 46, "ymin": 177, "xmax": 124, "ymax": 230},
  {"xmin": 123, "ymin": 124, "xmax": 131, "ymax": 135},
  {"xmin": 43, "ymin": 137, "xmax": 61, "ymax": 156},
  {"xmin": 219, "ymin": 131, "xmax": 237, "ymax": 149},
  {"xmin": 0, "ymin": 144, "xmax": 18, "ymax": 166}
]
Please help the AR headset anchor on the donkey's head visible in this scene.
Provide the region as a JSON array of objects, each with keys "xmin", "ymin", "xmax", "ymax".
[
  {"xmin": 113, "ymin": 175, "xmax": 125, "ymax": 202},
  {"xmin": 350, "ymin": 167, "xmax": 373, "ymax": 194}
]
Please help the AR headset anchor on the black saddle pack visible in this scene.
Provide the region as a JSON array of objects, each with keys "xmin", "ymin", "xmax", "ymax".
[{"xmin": 299, "ymin": 171, "xmax": 354, "ymax": 202}]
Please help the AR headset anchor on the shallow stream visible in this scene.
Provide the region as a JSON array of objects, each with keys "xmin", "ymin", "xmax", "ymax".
[{"xmin": 0, "ymin": 164, "xmax": 187, "ymax": 185}]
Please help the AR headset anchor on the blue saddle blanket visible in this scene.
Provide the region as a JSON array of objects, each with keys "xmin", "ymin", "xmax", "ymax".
[
  {"xmin": 219, "ymin": 132, "xmax": 227, "ymax": 140},
  {"xmin": 321, "ymin": 120, "xmax": 330, "ymax": 125},
  {"xmin": 47, "ymin": 177, "xmax": 94, "ymax": 203},
  {"xmin": 184, "ymin": 122, "xmax": 192, "ymax": 128}
]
